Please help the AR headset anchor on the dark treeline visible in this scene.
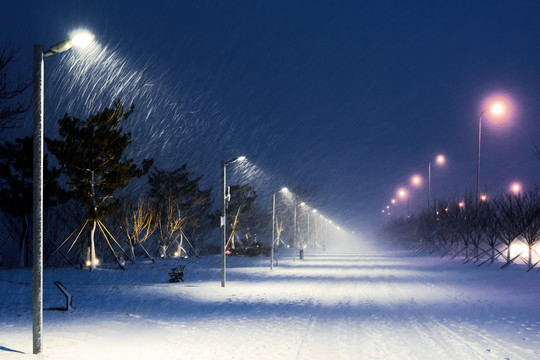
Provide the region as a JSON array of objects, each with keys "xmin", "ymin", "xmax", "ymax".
[
  {"xmin": 0, "ymin": 100, "xmax": 267, "ymax": 268},
  {"xmin": 381, "ymin": 186, "xmax": 540, "ymax": 270}
]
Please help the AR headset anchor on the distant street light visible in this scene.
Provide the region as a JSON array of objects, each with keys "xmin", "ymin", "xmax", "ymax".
[
  {"xmin": 298, "ymin": 203, "xmax": 314, "ymax": 257},
  {"xmin": 33, "ymin": 30, "xmax": 95, "ymax": 355},
  {"xmin": 476, "ymin": 101, "xmax": 506, "ymax": 201},
  {"xmin": 428, "ymin": 154, "xmax": 445, "ymax": 210},
  {"xmin": 221, "ymin": 156, "xmax": 246, "ymax": 287},
  {"xmin": 271, "ymin": 187, "xmax": 288, "ymax": 270},
  {"xmin": 510, "ymin": 182, "xmax": 522, "ymax": 195},
  {"xmin": 411, "ymin": 174, "xmax": 422, "ymax": 187},
  {"xmin": 397, "ymin": 187, "xmax": 409, "ymax": 216}
]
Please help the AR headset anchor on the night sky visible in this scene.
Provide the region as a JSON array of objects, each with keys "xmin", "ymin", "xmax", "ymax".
[{"xmin": 2, "ymin": 1, "xmax": 540, "ymax": 235}]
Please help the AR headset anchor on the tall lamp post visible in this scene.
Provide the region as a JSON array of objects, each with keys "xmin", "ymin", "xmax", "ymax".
[
  {"xmin": 428, "ymin": 154, "xmax": 445, "ymax": 210},
  {"xmin": 293, "ymin": 199, "xmax": 297, "ymax": 261},
  {"xmin": 221, "ymin": 156, "xmax": 246, "ymax": 287},
  {"xmin": 397, "ymin": 187, "xmax": 409, "ymax": 217},
  {"xmin": 33, "ymin": 31, "xmax": 95, "ymax": 355},
  {"xmin": 271, "ymin": 187, "xmax": 288, "ymax": 270},
  {"xmin": 476, "ymin": 102, "xmax": 504, "ymax": 201}
]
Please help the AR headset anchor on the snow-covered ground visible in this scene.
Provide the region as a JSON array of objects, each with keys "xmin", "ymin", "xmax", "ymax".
[{"xmin": 1, "ymin": 247, "xmax": 540, "ymax": 359}]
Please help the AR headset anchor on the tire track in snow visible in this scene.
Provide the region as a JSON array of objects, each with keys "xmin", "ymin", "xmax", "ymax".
[{"xmin": 373, "ymin": 260, "xmax": 529, "ymax": 360}]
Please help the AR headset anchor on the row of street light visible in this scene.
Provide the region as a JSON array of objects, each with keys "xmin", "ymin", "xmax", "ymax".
[
  {"xmin": 31, "ymin": 29, "xmax": 355, "ymax": 355},
  {"xmin": 382, "ymin": 97, "xmax": 516, "ymax": 218}
]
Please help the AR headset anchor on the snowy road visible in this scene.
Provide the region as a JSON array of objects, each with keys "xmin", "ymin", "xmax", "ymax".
[{"xmin": 1, "ymin": 250, "xmax": 539, "ymax": 359}]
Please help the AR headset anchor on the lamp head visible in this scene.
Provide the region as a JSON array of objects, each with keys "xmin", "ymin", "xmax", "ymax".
[
  {"xmin": 69, "ymin": 30, "xmax": 95, "ymax": 48},
  {"xmin": 44, "ymin": 30, "xmax": 95, "ymax": 57},
  {"xmin": 435, "ymin": 154, "xmax": 445, "ymax": 165},
  {"xmin": 411, "ymin": 175, "xmax": 422, "ymax": 187},
  {"xmin": 510, "ymin": 182, "xmax": 522, "ymax": 195}
]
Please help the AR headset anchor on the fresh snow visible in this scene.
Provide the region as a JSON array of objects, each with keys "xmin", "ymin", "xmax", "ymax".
[{"xmin": 1, "ymin": 248, "xmax": 540, "ymax": 359}]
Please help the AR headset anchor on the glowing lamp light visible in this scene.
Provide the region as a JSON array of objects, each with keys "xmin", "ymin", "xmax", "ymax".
[
  {"xmin": 491, "ymin": 102, "xmax": 504, "ymax": 115},
  {"xmin": 411, "ymin": 175, "xmax": 422, "ymax": 187},
  {"xmin": 458, "ymin": 202, "xmax": 464, "ymax": 208},
  {"xmin": 86, "ymin": 260, "xmax": 91, "ymax": 267},
  {"xmin": 174, "ymin": 251, "xmax": 179, "ymax": 257},
  {"xmin": 386, "ymin": 205, "xmax": 390, "ymax": 209},
  {"xmin": 381, "ymin": 209, "xmax": 385, "ymax": 213},
  {"xmin": 481, "ymin": 94, "xmax": 515, "ymax": 127},
  {"xmin": 397, "ymin": 188, "xmax": 407, "ymax": 199},
  {"xmin": 94, "ymin": 258, "xmax": 99, "ymax": 266},
  {"xmin": 237, "ymin": 156, "xmax": 246, "ymax": 162},
  {"xmin": 281, "ymin": 187, "xmax": 289, "ymax": 193},
  {"xmin": 436, "ymin": 155, "xmax": 446, "ymax": 164},
  {"xmin": 312, "ymin": 209, "xmax": 317, "ymax": 213},
  {"xmin": 391, "ymin": 198, "xmax": 396, "ymax": 204},
  {"xmin": 300, "ymin": 202, "xmax": 306, "ymax": 206},
  {"xmin": 69, "ymin": 30, "xmax": 95, "ymax": 48},
  {"xmin": 480, "ymin": 194, "xmax": 488, "ymax": 202},
  {"xmin": 510, "ymin": 182, "xmax": 522, "ymax": 195}
]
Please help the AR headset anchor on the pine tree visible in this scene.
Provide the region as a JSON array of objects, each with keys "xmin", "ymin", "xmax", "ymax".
[
  {"xmin": 148, "ymin": 164, "xmax": 213, "ymax": 257},
  {"xmin": 46, "ymin": 100, "xmax": 147, "ymax": 270},
  {"xmin": 0, "ymin": 137, "xmax": 67, "ymax": 266}
]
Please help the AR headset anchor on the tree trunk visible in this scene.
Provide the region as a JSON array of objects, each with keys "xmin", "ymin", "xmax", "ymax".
[
  {"xmin": 506, "ymin": 243, "xmax": 511, "ymax": 263},
  {"xmin": 529, "ymin": 243, "xmax": 533, "ymax": 268},
  {"xmin": 129, "ymin": 245, "xmax": 136, "ymax": 263},
  {"xmin": 90, "ymin": 221, "xmax": 97, "ymax": 271},
  {"xmin": 160, "ymin": 245, "xmax": 167, "ymax": 259}
]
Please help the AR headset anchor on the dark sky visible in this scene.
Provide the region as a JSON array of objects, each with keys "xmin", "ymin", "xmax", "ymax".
[{"xmin": 2, "ymin": 1, "xmax": 540, "ymax": 235}]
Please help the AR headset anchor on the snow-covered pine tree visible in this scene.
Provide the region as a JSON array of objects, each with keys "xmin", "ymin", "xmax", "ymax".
[{"xmin": 46, "ymin": 100, "xmax": 147, "ymax": 270}]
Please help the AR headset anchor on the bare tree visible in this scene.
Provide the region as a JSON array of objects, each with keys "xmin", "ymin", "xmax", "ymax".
[
  {"xmin": 121, "ymin": 194, "xmax": 157, "ymax": 262},
  {"xmin": 0, "ymin": 44, "xmax": 31, "ymax": 132},
  {"xmin": 514, "ymin": 186, "xmax": 540, "ymax": 268},
  {"xmin": 496, "ymin": 193, "xmax": 523, "ymax": 265},
  {"xmin": 156, "ymin": 196, "xmax": 184, "ymax": 258}
]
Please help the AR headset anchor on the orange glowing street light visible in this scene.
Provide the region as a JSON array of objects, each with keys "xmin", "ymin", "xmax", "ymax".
[
  {"xmin": 477, "ymin": 97, "xmax": 512, "ymax": 201},
  {"xmin": 480, "ymin": 194, "xmax": 488, "ymax": 202},
  {"xmin": 397, "ymin": 187, "xmax": 409, "ymax": 216},
  {"xmin": 428, "ymin": 154, "xmax": 446, "ymax": 209},
  {"xmin": 411, "ymin": 174, "xmax": 422, "ymax": 187},
  {"xmin": 397, "ymin": 188, "xmax": 408, "ymax": 198},
  {"xmin": 510, "ymin": 182, "xmax": 522, "ymax": 195}
]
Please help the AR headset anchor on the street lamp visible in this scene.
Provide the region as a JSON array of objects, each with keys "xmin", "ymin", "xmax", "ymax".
[
  {"xmin": 428, "ymin": 154, "xmax": 445, "ymax": 210},
  {"xmin": 33, "ymin": 30, "xmax": 95, "ymax": 355},
  {"xmin": 271, "ymin": 187, "xmax": 288, "ymax": 270},
  {"xmin": 510, "ymin": 182, "xmax": 522, "ymax": 195},
  {"xmin": 221, "ymin": 156, "xmax": 246, "ymax": 287},
  {"xmin": 298, "ymin": 202, "xmax": 314, "ymax": 258},
  {"xmin": 311, "ymin": 209, "xmax": 317, "ymax": 252},
  {"xmin": 476, "ymin": 101, "xmax": 506, "ymax": 201},
  {"xmin": 397, "ymin": 187, "xmax": 408, "ymax": 216}
]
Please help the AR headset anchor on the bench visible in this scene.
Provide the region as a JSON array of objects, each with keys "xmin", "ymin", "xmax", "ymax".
[{"xmin": 168, "ymin": 265, "xmax": 185, "ymax": 283}]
